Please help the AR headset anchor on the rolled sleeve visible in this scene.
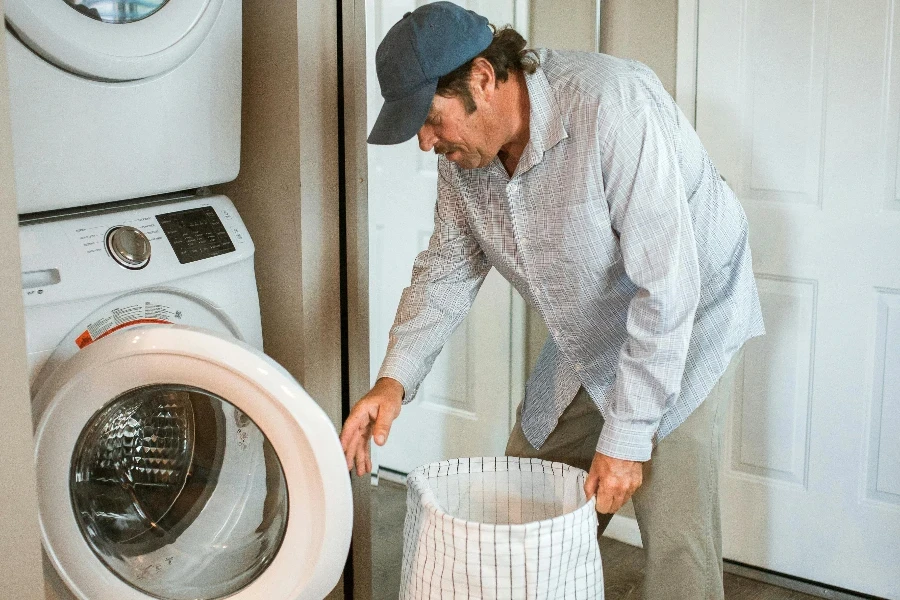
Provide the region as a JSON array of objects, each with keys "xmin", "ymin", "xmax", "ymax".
[{"xmin": 596, "ymin": 99, "xmax": 701, "ymax": 460}]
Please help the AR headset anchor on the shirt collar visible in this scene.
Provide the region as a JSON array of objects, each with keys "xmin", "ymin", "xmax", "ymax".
[{"xmin": 514, "ymin": 63, "xmax": 568, "ymax": 176}]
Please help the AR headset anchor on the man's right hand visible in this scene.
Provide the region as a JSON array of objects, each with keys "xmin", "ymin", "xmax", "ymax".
[{"xmin": 339, "ymin": 377, "xmax": 404, "ymax": 476}]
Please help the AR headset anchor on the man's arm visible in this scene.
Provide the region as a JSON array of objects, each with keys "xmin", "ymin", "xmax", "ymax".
[
  {"xmin": 585, "ymin": 98, "xmax": 701, "ymax": 511},
  {"xmin": 598, "ymin": 99, "xmax": 701, "ymax": 462},
  {"xmin": 341, "ymin": 161, "xmax": 491, "ymax": 475}
]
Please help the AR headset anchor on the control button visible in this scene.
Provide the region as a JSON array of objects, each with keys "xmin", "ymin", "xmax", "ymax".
[{"xmin": 106, "ymin": 226, "xmax": 151, "ymax": 269}]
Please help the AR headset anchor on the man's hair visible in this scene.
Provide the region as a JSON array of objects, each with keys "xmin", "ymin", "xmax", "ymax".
[{"xmin": 435, "ymin": 25, "xmax": 538, "ymax": 113}]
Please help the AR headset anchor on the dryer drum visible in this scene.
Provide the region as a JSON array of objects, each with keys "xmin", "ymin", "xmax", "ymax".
[{"xmin": 69, "ymin": 384, "xmax": 290, "ymax": 600}]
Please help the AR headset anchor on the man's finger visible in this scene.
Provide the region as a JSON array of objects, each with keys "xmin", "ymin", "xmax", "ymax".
[
  {"xmin": 341, "ymin": 403, "xmax": 380, "ymax": 453},
  {"xmin": 339, "ymin": 414, "xmax": 364, "ymax": 450},
  {"xmin": 355, "ymin": 442, "xmax": 371, "ymax": 476},
  {"xmin": 372, "ymin": 404, "xmax": 398, "ymax": 446},
  {"xmin": 584, "ymin": 472, "xmax": 598, "ymax": 500},
  {"xmin": 595, "ymin": 491, "xmax": 615, "ymax": 514}
]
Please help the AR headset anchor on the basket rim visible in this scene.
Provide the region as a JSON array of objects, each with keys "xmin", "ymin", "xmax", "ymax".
[{"xmin": 405, "ymin": 457, "xmax": 598, "ymax": 531}]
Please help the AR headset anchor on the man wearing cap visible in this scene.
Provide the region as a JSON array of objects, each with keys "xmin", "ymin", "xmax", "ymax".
[{"xmin": 340, "ymin": 3, "xmax": 764, "ymax": 598}]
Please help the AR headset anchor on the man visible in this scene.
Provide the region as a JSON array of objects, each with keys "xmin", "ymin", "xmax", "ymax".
[{"xmin": 340, "ymin": 3, "xmax": 764, "ymax": 598}]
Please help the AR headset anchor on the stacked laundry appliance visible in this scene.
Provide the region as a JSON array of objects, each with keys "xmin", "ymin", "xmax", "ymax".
[{"xmin": 8, "ymin": 2, "xmax": 352, "ymax": 599}]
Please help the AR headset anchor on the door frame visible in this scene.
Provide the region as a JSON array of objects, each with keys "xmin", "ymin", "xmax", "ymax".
[{"xmin": 675, "ymin": 0, "xmax": 699, "ymax": 126}]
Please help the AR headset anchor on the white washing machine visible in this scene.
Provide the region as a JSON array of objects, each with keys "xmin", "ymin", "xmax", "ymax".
[
  {"xmin": 6, "ymin": 0, "xmax": 241, "ymax": 215},
  {"xmin": 21, "ymin": 195, "xmax": 352, "ymax": 600}
]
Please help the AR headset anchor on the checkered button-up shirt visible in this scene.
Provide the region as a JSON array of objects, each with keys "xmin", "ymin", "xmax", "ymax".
[{"xmin": 378, "ymin": 49, "xmax": 765, "ymax": 461}]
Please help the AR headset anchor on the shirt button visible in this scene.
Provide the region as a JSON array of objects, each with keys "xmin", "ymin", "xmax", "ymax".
[{"xmin": 574, "ymin": 363, "xmax": 583, "ymax": 372}]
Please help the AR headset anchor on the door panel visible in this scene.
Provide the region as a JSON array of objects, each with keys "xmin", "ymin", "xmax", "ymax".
[{"xmin": 696, "ymin": 0, "xmax": 900, "ymax": 595}]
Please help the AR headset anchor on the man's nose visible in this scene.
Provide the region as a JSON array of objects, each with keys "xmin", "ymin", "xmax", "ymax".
[{"xmin": 418, "ymin": 125, "xmax": 436, "ymax": 152}]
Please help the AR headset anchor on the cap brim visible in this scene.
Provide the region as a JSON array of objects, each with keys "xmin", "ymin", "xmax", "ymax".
[{"xmin": 367, "ymin": 79, "xmax": 437, "ymax": 145}]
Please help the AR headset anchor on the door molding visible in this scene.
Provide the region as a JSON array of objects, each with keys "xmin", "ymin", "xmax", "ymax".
[
  {"xmin": 507, "ymin": 0, "xmax": 530, "ymax": 437},
  {"xmin": 676, "ymin": 0, "xmax": 699, "ymax": 126}
]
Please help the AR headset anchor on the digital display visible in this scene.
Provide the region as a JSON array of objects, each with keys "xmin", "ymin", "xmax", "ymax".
[{"xmin": 155, "ymin": 206, "xmax": 235, "ymax": 264}]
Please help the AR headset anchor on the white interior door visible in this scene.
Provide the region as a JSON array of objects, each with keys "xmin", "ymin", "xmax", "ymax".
[
  {"xmin": 691, "ymin": 0, "xmax": 900, "ymax": 596},
  {"xmin": 367, "ymin": 0, "xmax": 528, "ymax": 475}
]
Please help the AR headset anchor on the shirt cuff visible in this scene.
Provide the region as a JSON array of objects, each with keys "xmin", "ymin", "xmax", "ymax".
[
  {"xmin": 595, "ymin": 418, "xmax": 656, "ymax": 462},
  {"xmin": 376, "ymin": 353, "xmax": 423, "ymax": 404}
]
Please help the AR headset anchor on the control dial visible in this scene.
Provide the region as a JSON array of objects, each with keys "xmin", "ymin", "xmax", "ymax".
[{"xmin": 106, "ymin": 226, "xmax": 151, "ymax": 269}]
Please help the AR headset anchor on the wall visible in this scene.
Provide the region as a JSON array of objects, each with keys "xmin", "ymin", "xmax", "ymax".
[
  {"xmin": 0, "ymin": 0, "xmax": 46, "ymax": 594},
  {"xmin": 216, "ymin": 0, "xmax": 369, "ymax": 596},
  {"xmin": 529, "ymin": 0, "xmax": 600, "ymax": 52},
  {"xmin": 599, "ymin": 0, "xmax": 678, "ymax": 96},
  {"xmin": 218, "ymin": 0, "xmax": 307, "ymax": 404},
  {"xmin": 341, "ymin": 0, "xmax": 374, "ymax": 597}
]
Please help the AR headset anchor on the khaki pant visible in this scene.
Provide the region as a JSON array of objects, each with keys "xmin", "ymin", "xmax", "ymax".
[{"xmin": 506, "ymin": 363, "xmax": 736, "ymax": 600}]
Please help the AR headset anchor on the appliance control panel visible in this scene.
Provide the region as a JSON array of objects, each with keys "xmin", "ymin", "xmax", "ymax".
[
  {"xmin": 19, "ymin": 195, "xmax": 254, "ymax": 306},
  {"xmin": 156, "ymin": 205, "xmax": 236, "ymax": 264}
]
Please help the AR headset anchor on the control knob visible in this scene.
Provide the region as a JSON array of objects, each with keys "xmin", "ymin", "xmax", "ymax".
[{"xmin": 106, "ymin": 226, "xmax": 151, "ymax": 269}]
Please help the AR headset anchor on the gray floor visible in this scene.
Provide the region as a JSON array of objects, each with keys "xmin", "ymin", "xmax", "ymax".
[{"xmin": 372, "ymin": 479, "xmax": 822, "ymax": 600}]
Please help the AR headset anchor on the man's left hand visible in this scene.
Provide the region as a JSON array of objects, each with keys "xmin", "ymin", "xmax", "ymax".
[{"xmin": 584, "ymin": 452, "xmax": 644, "ymax": 514}]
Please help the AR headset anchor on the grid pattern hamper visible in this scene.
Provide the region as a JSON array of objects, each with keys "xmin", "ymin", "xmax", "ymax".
[{"xmin": 400, "ymin": 457, "xmax": 603, "ymax": 599}]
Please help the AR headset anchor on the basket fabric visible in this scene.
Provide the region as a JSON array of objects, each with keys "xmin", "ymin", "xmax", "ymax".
[{"xmin": 400, "ymin": 457, "xmax": 603, "ymax": 599}]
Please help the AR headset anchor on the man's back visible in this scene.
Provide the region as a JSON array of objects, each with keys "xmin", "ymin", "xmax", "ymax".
[{"xmin": 540, "ymin": 49, "xmax": 753, "ymax": 292}]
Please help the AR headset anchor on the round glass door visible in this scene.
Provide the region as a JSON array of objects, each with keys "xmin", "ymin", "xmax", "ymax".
[
  {"xmin": 70, "ymin": 385, "xmax": 288, "ymax": 600},
  {"xmin": 61, "ymin": 0, "xmax": 169, "ymax": 23}
]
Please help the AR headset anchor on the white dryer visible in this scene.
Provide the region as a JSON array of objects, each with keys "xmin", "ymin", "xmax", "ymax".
[
  {"xmin": 21, "ymin": 195, "xmax": 351, "ymax": 600},
  {"xmin": 6, "ymin": 0, "xmax": 241, "ymax": 214}
]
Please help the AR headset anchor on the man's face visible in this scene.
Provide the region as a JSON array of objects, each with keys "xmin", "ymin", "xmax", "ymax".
[{"xmin": 416, "ymin": 93, "xmax": 497, "ymax": 169}]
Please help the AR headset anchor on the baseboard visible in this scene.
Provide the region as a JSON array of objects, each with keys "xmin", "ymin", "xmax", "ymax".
[
  {"xmin": 374, "ymin": 467, "xmax": 407, "ymax": 486},
  {"xmin": 602, "ymin": 514, "xmax": 643, "ymax": 548}
]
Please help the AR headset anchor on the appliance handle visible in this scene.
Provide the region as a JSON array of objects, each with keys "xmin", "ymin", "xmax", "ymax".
[{"xmin": 22, "ymin": 268, "xmax": 61, "ymax": 289}]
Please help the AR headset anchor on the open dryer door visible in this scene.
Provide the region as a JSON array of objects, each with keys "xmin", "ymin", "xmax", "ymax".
[
  {"xmin": 5, "ymin": 0, "xmax": 225, "ymax": 80},
  {"xmin": 32, "ymin": 325, "xmax": 352, "ymax": 600}
]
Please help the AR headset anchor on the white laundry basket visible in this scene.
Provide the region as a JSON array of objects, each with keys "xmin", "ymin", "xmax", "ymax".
[{"xmin": 400, "ymin": 457, "xmax": 603, "ymax": 599}]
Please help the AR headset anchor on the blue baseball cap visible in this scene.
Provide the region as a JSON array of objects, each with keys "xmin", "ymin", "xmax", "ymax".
[{"xmin": 367, "ymin": 2, "xmax": 493, "ymax": 145}]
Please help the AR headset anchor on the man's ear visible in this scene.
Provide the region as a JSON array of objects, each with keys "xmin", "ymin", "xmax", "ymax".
[{"xmin": 469, "ymin": 57, "xmax": 497, "ymax": 101}]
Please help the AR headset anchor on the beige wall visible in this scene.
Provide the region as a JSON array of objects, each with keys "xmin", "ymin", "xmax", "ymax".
[
  {"xmin": 529, "ymin": 0, "xmax": 678, "ymax": 93},
  {"xmin": 217, "ymin": 0, "xmax": 347, "ymax": 427},
  {"xmin": 218, "ymin": 0, "xmax": 307, "ymax": 401},
  {"xmin": 529, "ymin": 0, "xmax": 600, "ymax": 52},
  {"xmin": 600, "ymin": 0, "xmax": 678, "ymax": 96},
  {"xmin": 0, "ymin": 0, "xmax": 46, "ymax": 594},
  {"xmin": 217, "ymin": 0, "xmax": 372, "ymax": 597},
  {"xmin": 341, "ymin": 0, "xmax": 374, "ymax": 597},
  {"xmin": 217, "ymin": 0, "xmax": 371, "ymax": 600}
]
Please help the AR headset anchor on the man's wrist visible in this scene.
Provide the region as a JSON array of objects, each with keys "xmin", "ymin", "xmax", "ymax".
[{"xmin": 375, "ymin": 377, "xmax": 405, "ymax": 401}]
